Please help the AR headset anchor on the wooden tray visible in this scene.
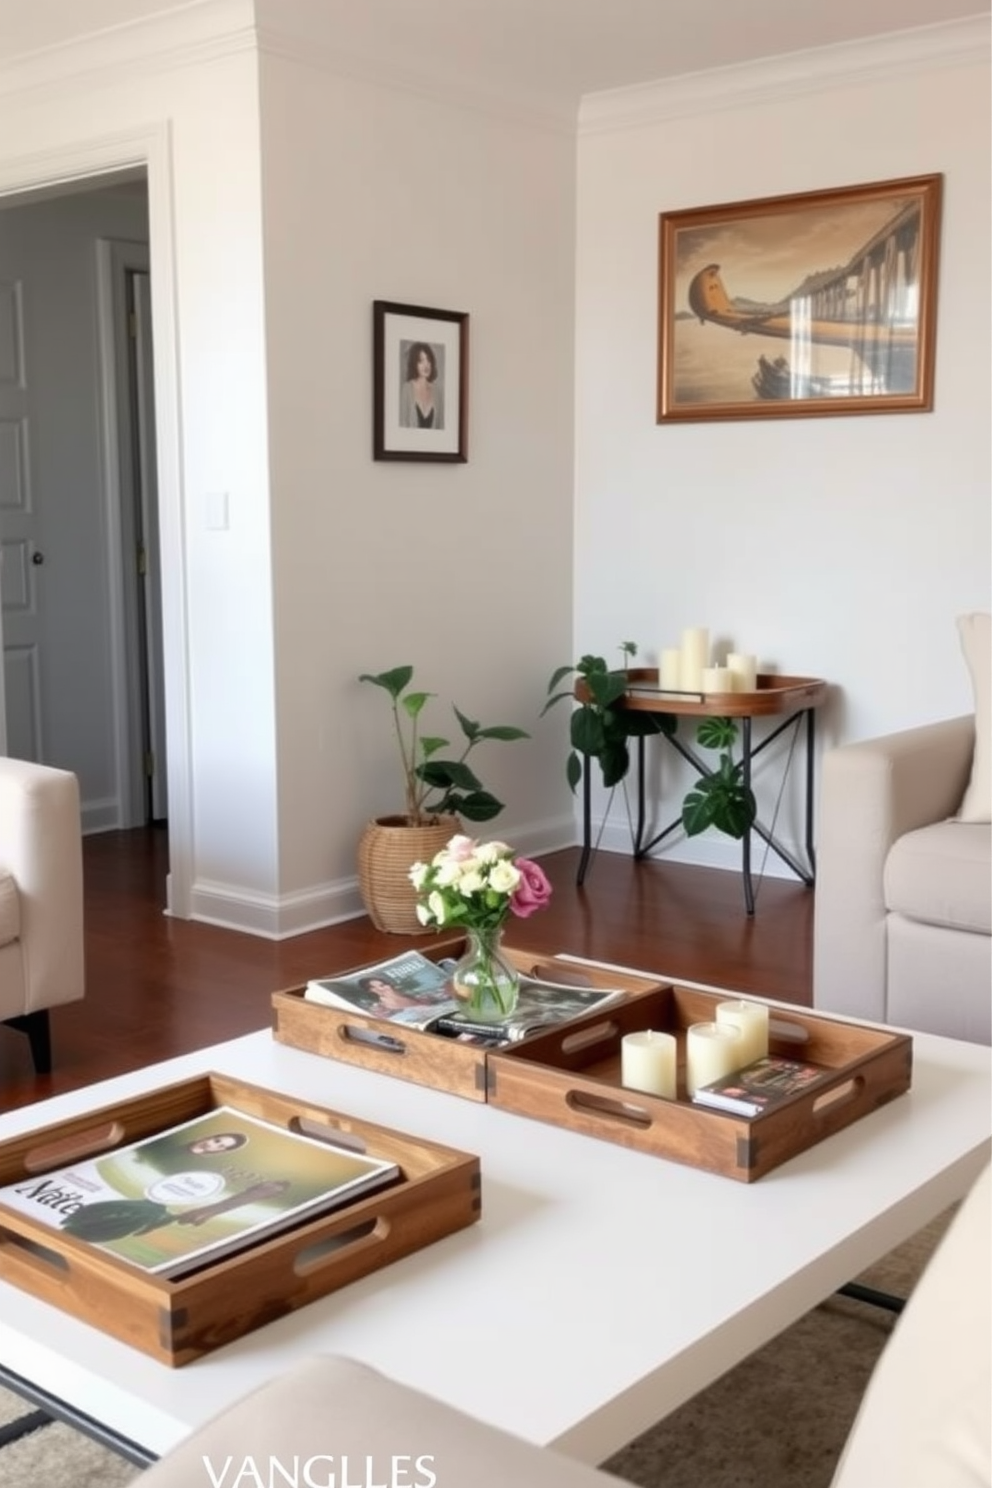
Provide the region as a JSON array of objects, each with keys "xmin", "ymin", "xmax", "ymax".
[
  {"xmin": 272, "ymin": 945, "xmax": 665, "ymax": 1102},
  {"xmin": 0, "ymin": 1072, "xmax": 480, "ymax": 1365},
  {"xmin": 486, "ymin": 986, "xmax": 912, "ymax": 1181}
]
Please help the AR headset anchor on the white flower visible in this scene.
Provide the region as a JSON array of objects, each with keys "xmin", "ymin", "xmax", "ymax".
[
  {"xmin": 427, "ymin": 889, "xmax": 447, "ymax": 923},
  {"xmin": 475, "ymin": 840, "xmax": 510, "ymax": 865},
  {"xmin": 458, "ymin": 868, "xmax": 485, "ymax": 895},
  {"xmin": 488, "ymin": 859, "xmax": 521, "ymax": 894},
  {"xmin": 409, "ymin": 861, "xmax": 429, "ymax": 889},
  {"xmin": 434, "ymin": 857, "xmax": 464, "ymax": 887},
  {"xmin": 415, "ymin": 902, "xmax": 432, "ymax": 925}
]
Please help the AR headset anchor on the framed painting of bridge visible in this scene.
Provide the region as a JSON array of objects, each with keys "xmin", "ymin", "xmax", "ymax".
[{"xmin": 656, "ymin": 174, "xmax": 942, "ymax": 423}]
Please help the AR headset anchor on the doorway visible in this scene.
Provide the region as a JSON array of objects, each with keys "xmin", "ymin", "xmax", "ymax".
[{"xmin": 0, "ymin": 180, "xmax": 166, "ymax": 836}]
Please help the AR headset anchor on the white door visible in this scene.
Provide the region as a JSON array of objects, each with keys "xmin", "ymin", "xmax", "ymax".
[{"xmin": 0, "ymin": 273, "xmax": 43, "ymax": 760}]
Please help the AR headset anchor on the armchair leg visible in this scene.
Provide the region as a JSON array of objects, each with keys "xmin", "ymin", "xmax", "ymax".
[{"xmin": 3, "ymin": 1010, "xmax": 53, "ymax": 1074}]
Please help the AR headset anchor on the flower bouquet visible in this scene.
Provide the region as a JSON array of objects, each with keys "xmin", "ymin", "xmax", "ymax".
[{"xmin": 409, "ymin": 835, "xmax": 552, "ymax": 1022}]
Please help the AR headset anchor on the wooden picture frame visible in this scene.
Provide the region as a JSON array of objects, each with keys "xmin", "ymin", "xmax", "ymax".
[
  {"xmin": 373, "ymin": 300, "xmax": 469, "ymax": 461},
  {"xmin": 657, "ymin": 174, "xmax": 942, "ymax": 423}
]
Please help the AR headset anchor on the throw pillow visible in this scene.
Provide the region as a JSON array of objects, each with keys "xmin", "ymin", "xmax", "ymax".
[{"xmin": 957, "ymin": 612, "xmax": 991, "ymax": 822}]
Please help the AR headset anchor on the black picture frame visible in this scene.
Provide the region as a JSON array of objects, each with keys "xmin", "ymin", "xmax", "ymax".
[{"xmin": 373, "ymin": 300, "xmax": 469, "ymax": 461}]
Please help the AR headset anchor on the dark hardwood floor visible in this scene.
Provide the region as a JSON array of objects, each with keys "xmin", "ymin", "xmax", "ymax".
[{"xmin": 0, "ymin": 828, "xmax": 814, "ymax": 1113}]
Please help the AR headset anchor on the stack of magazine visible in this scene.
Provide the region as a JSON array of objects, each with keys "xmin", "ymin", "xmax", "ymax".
[
  {"xmin": 0, "ymin": 1106, "xmax": 400, "ymax": 1278},
  {"xmin": 303, "ymin": 950, "xmax": 625, "ymax": 1044}
]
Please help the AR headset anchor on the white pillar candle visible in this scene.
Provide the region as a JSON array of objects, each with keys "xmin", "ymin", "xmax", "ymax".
[
  {"xmin": 685, "ymin": 1021, "xmax": 742, "ymax": 1096},
  {"xmin": 680, "ymin": 628, "xmax": 709, "ymax": 693},
  {"xmin": 621, "ymin": 1030, "xmax": 677, "ymax": 1099},
  {"xmin": 659, "ymin": 648, "xmax": 682, "ymax": 691},
  {"xmin": 715, "ymin": 999, "xmax": 770, "ymax": 1067},
  {"xmin": 701, "ymin": 666, "xmax": 733, "ymax": 694},
  {"xmin": 727, "ymin": 652, "xmax": 758, "ymax": 693}
]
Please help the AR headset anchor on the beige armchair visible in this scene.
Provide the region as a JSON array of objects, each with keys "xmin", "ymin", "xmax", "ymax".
[
  {"xmin": 0, "ymin": 757, "xmax": 85, "ymax": 1072},
  {"xmin": 813, "ymin": 715, "xmax": 991, "ymax": 1044}
]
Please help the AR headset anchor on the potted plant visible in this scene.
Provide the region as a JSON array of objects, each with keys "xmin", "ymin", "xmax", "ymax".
[
  {"xmin": 357, "ymin": 666, "xmax": 529, "ymax": 933},
  {"xmin": 542, "ymin": 644, "xmax": 756, "ymax": 842}
]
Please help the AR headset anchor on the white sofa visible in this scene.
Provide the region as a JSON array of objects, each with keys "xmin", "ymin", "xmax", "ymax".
[
  {"xmin": 0, "ymin": 757, "xmax": 85, "ymax": 1072},
  {"xmin": 813, "ymin": 714, "xmax": 991, "ymax": 1044},
  {"xmin": 135, "ymin": 1161, "xmax": 992, "ymax": 1488}
]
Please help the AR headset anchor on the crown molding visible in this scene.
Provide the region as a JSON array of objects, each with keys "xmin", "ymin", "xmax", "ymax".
[
  {"xmin": 253, "ymin": 25, "xmax": 576, "ymax": 136},
  {"xmin": 579, "ymin": 15, "xmax": 991, "ymax": 134},
  {"xmin": 0, "ymin": 0, "xmax": 256, "ymax": 103}
]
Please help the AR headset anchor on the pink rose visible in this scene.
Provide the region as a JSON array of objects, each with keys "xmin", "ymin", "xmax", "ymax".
[{"xmin": 510, "ymin": 858, "xmax": 553, "ymax": 918}]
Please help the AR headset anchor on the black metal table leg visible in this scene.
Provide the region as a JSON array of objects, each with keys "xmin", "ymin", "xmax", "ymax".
[
  {"xmin": 741, "ymin": 716, "xmax": 755, "ymax": 915},
  {"xmin": 576, "ymin": 750, "xmax": 593, "ymax": 886}
]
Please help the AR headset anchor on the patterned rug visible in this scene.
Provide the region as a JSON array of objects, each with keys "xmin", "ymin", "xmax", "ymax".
[{"xmin": 0, "ymin": 1209, "xmax": 952, "ymax": 1488}]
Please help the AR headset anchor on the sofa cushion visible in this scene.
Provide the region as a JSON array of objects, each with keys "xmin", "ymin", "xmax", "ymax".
[
  {"xmin": 957, "ymin": 612, "xmax": 990, "ymax": 822},
  {"xmin": 884, "ymin": 821, "xmax": 991, "ymax": 935},
  {"xmin": 0, "ymin": 872, "xmax": 19, "ymax": 950}
]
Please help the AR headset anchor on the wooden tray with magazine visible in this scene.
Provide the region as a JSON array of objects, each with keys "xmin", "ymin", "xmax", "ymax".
[
  {"xmin": 0, "ymin": 1072, "xmax": 480, "ymax": 1365},
  {"xmin": 485, "ymin": 985, "xmax": 913, "ymax": 1181},
  {"xmin": 272, "ymin": 943, "xmax": 665, "ymax": 1102}
]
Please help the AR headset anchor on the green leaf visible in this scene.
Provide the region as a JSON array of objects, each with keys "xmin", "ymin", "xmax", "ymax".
[
  {"xmin": 566, "ymin": 751, "xmax": 582, "ymax": 792},
  {"xmin": 419, "ymin": 759, "xmax": 483, "ymax": 792},
  {"xmin": 419, "ymin": 735, "xmax": 449, "ymax": 759},
  {"xmin": 599, "ymin": 737, "xmax": 630, "ymax": 788},
  {"xmin": 453, "ymin": 790, "xmax": 504, "ymax": 822},
  {"xmin": 475, "ymin": 725, "xmax": 530, "ymax": 741},
  {"xmin": 697, "ymin": 716, "xmax": 738, "ymax": 751},
  {"xmin": 681, "ymin": 785, "xmax": 719, "ymax": 837},
  {"xmin": 546, "ymin": 665, "xmax": 574, "ymax": 694},
  {"xmin": 400, "ymin": 690, "xmax": 433, "ymax": 720},
  {"xmin": 359, "ymin": 666, "xmax": 413, "ymax": 699},
  {"xmin": 585, "ymin": 671, "xmax": 629, "ymax": 709},
  {"xmin": 571, "ymin": 708, "xmax": 606, "ymax": 757},
  {"xmin": 453, "ymin": 705, "xmax": 479, "ymax": 741}
]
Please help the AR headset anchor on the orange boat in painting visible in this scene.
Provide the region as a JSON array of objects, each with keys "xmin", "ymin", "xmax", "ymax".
[{"xmin": 687, "ymin": 263, "xmax": 918, "ymax": 351}]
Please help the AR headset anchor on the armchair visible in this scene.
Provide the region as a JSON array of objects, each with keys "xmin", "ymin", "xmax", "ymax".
[
  {"xmin": 813, "ymin": 715, "xmax": 991, "ymax": 1043},
  {"xmin": 0, "ymin": 757, "xmax": 85, "ymax": 1072}
]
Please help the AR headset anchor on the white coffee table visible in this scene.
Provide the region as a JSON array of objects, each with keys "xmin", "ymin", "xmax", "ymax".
[{"xmin": 0, "ymin": 1020, "xmax": 988, "ymax": 1465}]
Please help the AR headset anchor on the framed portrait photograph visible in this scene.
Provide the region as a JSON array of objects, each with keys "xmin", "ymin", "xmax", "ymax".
[
  {"xmin": 373, "ymin": 300, "xmax": 469, "ymax": 461},
  {"xmin": 657, "ymin": 174, "xmax": 942, "ymax": 423}
]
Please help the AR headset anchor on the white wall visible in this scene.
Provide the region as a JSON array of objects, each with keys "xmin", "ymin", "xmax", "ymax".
[
  {"xmin": 258, "ymin": 53, "xmax": 577, "ymax": 919},
  {"xmin": 0, "ymin": 12, "xmax": 277, "ymax": 920},
  {"xmin": 575, "ymin": 23, "xmax": 991, "ymax": 869}
]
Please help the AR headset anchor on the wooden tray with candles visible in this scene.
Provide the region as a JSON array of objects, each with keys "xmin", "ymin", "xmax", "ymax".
[
  {"xmin": 484, "ymin": 986, "xmax": 912, "ymax": 1181},
  {"xmin": 272, "ymin": 944, "xmax": 664, "ymax": 1103}
]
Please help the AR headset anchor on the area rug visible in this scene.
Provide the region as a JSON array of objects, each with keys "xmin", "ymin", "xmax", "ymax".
[{"xmin": 0, "ymin": 1209, "xmax": 953, "ymax": 1488}]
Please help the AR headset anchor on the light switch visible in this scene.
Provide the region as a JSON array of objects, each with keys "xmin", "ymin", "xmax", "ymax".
[{"xmin": 205, "ymin": 491, "xmax": 229, "ymax": 531}]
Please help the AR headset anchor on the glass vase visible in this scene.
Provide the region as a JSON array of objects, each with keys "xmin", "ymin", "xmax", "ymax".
[{"xmin": 450, "ymin": 926, "xmax": 520, "ymax": 1024}]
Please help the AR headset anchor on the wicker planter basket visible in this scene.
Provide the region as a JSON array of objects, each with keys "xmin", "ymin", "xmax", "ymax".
[{"xmin": 357, "ymin": 814, "xmax": 460, "ymax": 934}]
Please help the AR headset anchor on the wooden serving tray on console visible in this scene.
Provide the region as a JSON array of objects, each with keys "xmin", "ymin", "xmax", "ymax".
[
  {"xmin": 0, "ymin": 1073, "xmax": 480, "ymax": 1365},
  {"xmin": 486, "ymin": 987, "xmax": 912, "ymax": 1181},
  {"xmin": 618, "ymin": 668, "xmax": 828, "ymax": 718},
  {"xmin": 272, "ymin": 944, "xmax": 664, "ymax": 1102}
]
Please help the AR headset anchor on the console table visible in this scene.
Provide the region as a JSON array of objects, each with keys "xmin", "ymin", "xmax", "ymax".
[{"xmin": 578, "ymin": 670, "xmax": 829, "ymax": 913}]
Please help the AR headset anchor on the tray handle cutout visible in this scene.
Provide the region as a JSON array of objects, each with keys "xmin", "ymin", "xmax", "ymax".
[
  {"xmin": 20, "ymin": 1121, "xmax": 125, "ymax": 1175},
  {"xmin": 811, "ymin": 1076, "xmax": 862, "ymax": 1116},
  {"xmin": 565, "ymin": 1089, "xmax": 654, "ymax": 1130},
  {"xmin": 339, "ymin": 1024, "xmax": 407, "ymax": 1056},
  {"xmin": 559, "ymin": 1019, "xmax": 620, "ymax": 1055},
  {"xmin": 0, "ymin": 1226, "xmax": 71, "ymax": 1273},
  {"xmin": 293, "ymin": 1217, "xmax": 388, "ymax": 1275},
  {"xmin": 526, "ymin": 963, "xmax": 593, "ymax": 987},
  {"xmin": 290, "ymin": 1117, "xmax": 369, "ymax": 1155}
]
